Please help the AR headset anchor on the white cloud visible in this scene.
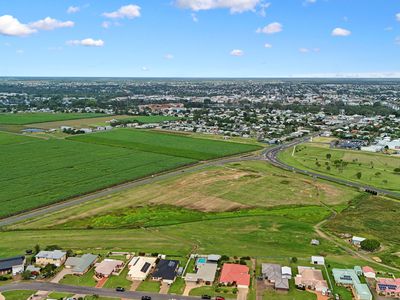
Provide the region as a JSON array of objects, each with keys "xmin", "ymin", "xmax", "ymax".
[
  {"xmin": 67, "ymin": 6, "xmax": 80, "ymax": 14},
  {"xmin": 30, "ymin": 17, "xmax": 74, "ymax": 31},
  {"xmin": 331, "ymin": 27, "xmax": 351, "ymax": 36},
  {"xmin": 230, "ymin": 49, "xmax": 244, "ymax": 56},
  {"xmin": 395, "ymin": 37, "xmax": 400, "ymax": 45},
  {"xmin": 176, "ymin": 0, "xmax": 260, "ymax": 13},
  {"xmin": 102, "ymin": 21, "xmax": 111, "ymax": 29},
  {"xmin": 191, "ymin": 13, "xmax": 199, "ymax": 22},
  {"xmin": 259, "ymin": 2, "xmax": 271, "ymax": 17},
  {"xmin": 256, "ymin": 22, "xmax": 282, "ymax": 34},
  {"xmin": 67, "ymin": 38, "xmax": 104, "ymax": 47},
  {"xmin": 141, "ymin": 66, "xmax": 149, "ymax": 71},
  {"xmin": 264, "ymin": 43, "xmax": 272, "ymax": 48},
  {"xmin": 103, "ymin": 4, "xmax": 141, "ymax": 19},
  {"xmin": 303, "ymin": 0, "xmax": 316, "ymax": 6},
  {"xmin": 164, "ymin": 53, "xmax": 174, "ymax": 60},
  {"xmin": 0, "ymin": 15, "xmax": 37, "ymax": 36},
  {"xmin": 299, "ymin": 48, "xmax": 310, "ymax": 53},
  {"xmin": 299, "ymin": 47, "xmax": 320, "ymax": 53},
  {"xmin": 16, "ymin": 49, "xmax": 24, "ymax": 54},
  {"xmin": 396, "ymin": 13, "xmax": 400, "ymax": 22},
  {"xmin": 384, "ymin": 26, "xmax": 393, "ymax": 31}
]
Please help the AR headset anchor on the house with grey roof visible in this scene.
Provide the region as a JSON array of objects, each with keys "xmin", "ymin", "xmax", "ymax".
[
  {"xmin": 261, "ymin": 263, "xmax": 289, "ymax": 291},
  {"xmin": 65, "ymin": 254, "xmax": 98, "ymax": 275}
]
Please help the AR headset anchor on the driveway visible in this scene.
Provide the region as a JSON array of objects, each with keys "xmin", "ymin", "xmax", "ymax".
[
  {"xmin": 130, "ymin": 280, "xmax": 142, "ymax": 291},
  {"xmin": 183, "ymin": 282, "xmax": 201, "ymax": 296},
  {"xmin": 159, "ymin": 282, "xmax": 169, "ymax": 294},
  {"xmin": 51, "ymin": 268, "xmax": 72, "ymax": 283},
  {"xmin": 237, "ymin": 288, "xmax": 248, "ymax": 300}
]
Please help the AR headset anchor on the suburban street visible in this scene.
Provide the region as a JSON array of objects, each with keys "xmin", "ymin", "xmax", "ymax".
[{"xmin": 0, "ymin": 282, "xmax": 199, "ymax": 300}]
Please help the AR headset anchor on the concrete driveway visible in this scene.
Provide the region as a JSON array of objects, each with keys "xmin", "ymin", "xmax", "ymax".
[
  {"xmin": 183, "ymin": 282, "xmax": 202, "ymax": 296},
  {"xmin": 51, "ymin": 268, "xmax": 72, "ymax": 283},
  {"xmin": 237, "ymin": 288, "xmax": 248, "ymax": 300},
  {"xmin": 159, "ymin": 282, "xmax": 169, "ymax": 294},
  {"xmin": 130, "ymin": 280, "xmax": 142, "ymax": 291}
]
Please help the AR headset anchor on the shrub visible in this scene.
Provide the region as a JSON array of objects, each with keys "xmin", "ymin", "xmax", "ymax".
[{"xmin": 360, "ymin": 239, "xmax": 380, "ymax": 252}]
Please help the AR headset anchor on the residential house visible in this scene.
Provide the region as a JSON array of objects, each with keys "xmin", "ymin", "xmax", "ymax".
[
  {"xmin": 261, "ymin": 263, "xmax": 289, "ymax": 291},
  {"xmin": 332, "ymin": 268, "xmax": 372, "ymax": 300},
  {"xmin": 219, "ymin": 263, "xmax": 250, "ymax": 289},
  {"xmin": 311, "ymin": 256, "xmax": 325, "ymax": 265},
  {"xmin": 35, "ymin": 250, "xmax": 67, "ymax": 267},
  {"xmin": 65, "ymin": 254, "xmax": 98, "ymax": 275},
  {"xmin": 295, "ymin": 266, "xmax": 329, "ymax": 293},
  {"xmin": 128, "ymin": 256, "xmax": 157, "ymax": 281},
  {"xmin": 152, "ymin": 259, "xmax": 180, "ymax": 284},
  {"xmin": 376, "ymin": 278, "xmax": 400, "ymax": 298},
  {"xmin": 94, "ymin": 259, "xmax": 124, "ymax": 279},
  {"xmin": 362, "ymin": 266, "xmax": 376, "ymax": 279},
  {"xmin": 185, "ymin": 262, "xmax": 218, "ymax": 285},
  {"xmin": 0, "ymin": 256, "xmax": 25, "ymax": 276}
]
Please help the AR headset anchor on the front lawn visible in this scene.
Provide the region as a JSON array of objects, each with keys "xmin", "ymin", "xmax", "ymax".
[
  {"xmin": 136, "ymin": 280, "xmax": 161, "ymax": 293},
  {"xmin": 59, "ymin": 268, "xmax": 97, "ymax": 287}
]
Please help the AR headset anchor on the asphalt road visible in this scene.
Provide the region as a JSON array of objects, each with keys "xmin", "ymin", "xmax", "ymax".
[
  {"xmin": 263, "ymin": 137, "xmax": 400, "ymax": 199},
  {"xmin": 0, "ymin": 282, "xmax": 199, "ymax": 300},
  {"xmin": 0, "ymin": 153, "xmax": 260, "ymax": 227}
]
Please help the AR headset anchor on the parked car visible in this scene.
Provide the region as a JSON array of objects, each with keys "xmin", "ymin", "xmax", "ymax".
[
  {"xmin": 116, "ymin": 287, "xmax": 125, "ymax": 292},
  {"xmin": 215, "ymin": 297, "xmax": 225, "ymax": 300},
  {"xmin": 142, "ymin": 296, "xmax": 152, "ymax": 300},
  {"xmin": 201, "ymin": 295, "xmax": 211, "ymax": 300}
]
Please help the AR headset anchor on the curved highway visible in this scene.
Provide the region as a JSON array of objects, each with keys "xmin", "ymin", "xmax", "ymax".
[{"xmin": 263, "ymin": 137, "xmax": 400, "ymax": 199}]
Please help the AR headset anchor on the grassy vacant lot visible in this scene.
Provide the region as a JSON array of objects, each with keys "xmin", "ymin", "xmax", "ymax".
[
  {"xmin": 0, "ymin": 129, "xmax": 259, "ymax": 217},
  {"xmin": 1, "ymin": 290, "xmax": 35, "ymax": 300},
  {"xmin": 69, "ymin": 128, "xmax": 261, "ymax": 160},
  {"xmin": 278, "ymin": 144, "xmax": 400, "ymax": 191},
  {"xmin": 0, "ymin": 205, "xmax": 343, "ymax": 260},
  {"xmin": 0, "ymin": 113, "xmax": 104, "ymax": 125},
  {"xmin": 325, "ymin": 195, "xmax": 400, "ymax": 268},
  {"xmin": 10, "ymin": 161, "xmax": 358, "ymax": 230}
]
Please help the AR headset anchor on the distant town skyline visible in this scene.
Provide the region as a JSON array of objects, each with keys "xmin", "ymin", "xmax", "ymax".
[{"xmin": 1, "ymin": 0, "xmax": 400, "ymax": 77}]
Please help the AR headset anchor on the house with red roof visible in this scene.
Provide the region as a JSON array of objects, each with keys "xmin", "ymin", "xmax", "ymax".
[
  {"xmin": 362, "ymin": 266, "xmax": 376, "ymax": 279},
  {"xmin": 219, "ymin": 263, "xmax": 250, "ymax": 288},
  {"xmin": 376, "ymin": 278, "xmax": 400, "ymax": 298}
]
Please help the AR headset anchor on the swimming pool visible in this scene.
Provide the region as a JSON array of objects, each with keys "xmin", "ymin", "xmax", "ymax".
[{"xmin": 197, "ymin": 257, "xmax": 207, "ymax": 264}]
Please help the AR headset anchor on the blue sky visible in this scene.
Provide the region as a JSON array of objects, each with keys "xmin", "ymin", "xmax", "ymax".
[{"xmin": 0, "ymin": 0, "xmax": 400, "ymax": 77}]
